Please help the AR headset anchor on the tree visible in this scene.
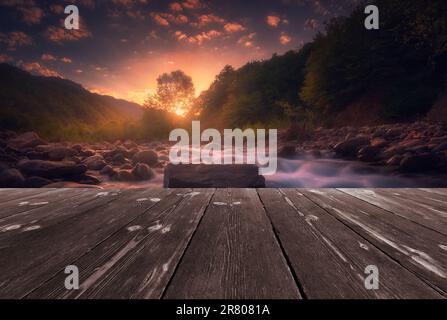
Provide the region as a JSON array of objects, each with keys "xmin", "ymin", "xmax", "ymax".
[{"xmin": 144, "ymin": 70, "xmax": 195, "ymax": 116}]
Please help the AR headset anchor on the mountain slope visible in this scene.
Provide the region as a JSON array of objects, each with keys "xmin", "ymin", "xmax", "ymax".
[{"xmin": 0, "ymin": 63, "xmax": 143, "ymax": 139}]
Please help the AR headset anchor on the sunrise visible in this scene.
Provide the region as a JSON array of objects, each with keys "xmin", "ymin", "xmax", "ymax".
[{"xmin": 1, "ymin": 0, "xmax": 447, "ymax": 306}]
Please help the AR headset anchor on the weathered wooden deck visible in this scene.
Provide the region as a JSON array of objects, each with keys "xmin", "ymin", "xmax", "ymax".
[{"xmin": 0, "ymin": 188, "xmax": 446, "ymax": 299}]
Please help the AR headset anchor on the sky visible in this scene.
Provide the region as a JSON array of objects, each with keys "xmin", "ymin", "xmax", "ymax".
[{"xmin": 0, "ymin": 0, "xmax": 359, "ymax": 105}]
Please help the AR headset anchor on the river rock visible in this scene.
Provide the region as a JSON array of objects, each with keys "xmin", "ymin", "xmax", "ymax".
[
  {"xmin": 8, "ymin": 132, "xmax": 47, "ymax": 149},
  {"xmin": 84, "ymin": 155, "xmax": 106, "ymax": 170},
  {"xmin": 132, "ymin": 163, "xmax": 155, "ymax": 181},
  {"xmin": 163, "ymin": 164, "xmax": 265, "ymax": 188},
  {"xmin": 47, "ymin": 147, "xmax": 74, "ymax": 161},
  {"xmin": 45, "ymin": 182, "xmax": 103, "ymax": 189},
  {"xmin": 334, "ymin": 136, "xmax": 370, "ymax": 157},
  {"xmin": 133, "ymin": 150, "xmax": 158, "ymax": 166},
  {"xmin": 17, "ymin": 160, "xmax": 87, "ymax": 179},
  {"xmin": 278, "ymin": 145, "xmax": 297, "ymax": 158},
  {"xmin": 0, "ymin": 169, "xmax": 25, "ymax": 187},
  {"xmin": 23, "ymin": 176, "xmax": 52, "ymax": 188},
  {"xmin": 100, "ymin": 165, "xmax": 115, "ymax": 176},
  {"xmin": 399, "ymin": 153, "xmax": 439, "ymax": 172},
  {"xmin": 433, "ymin": 142, "xmax": 447, "ymax": 153},
  {"xmin": 116, "ymin": 170, "xmax": 135, "ymax": 181},
  {"xmin": 357, "ymin": 146, "xmax": 382, "ymax": 162}
]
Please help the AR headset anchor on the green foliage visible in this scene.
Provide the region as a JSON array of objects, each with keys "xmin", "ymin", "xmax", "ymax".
[
  {"xmin": 0, "ymin": 64, "xmax": 143, "ymax": 142},
  {"xmin": 197, "ymin": 46, "xmax": 313, "ymax": 129},
  {"xmin": 300, "ymin": 0, "xmax": 447, "ymax": 121},
  {"xmin": 145, "ymin": 70, "xmax": 195, "ymax": 116}
]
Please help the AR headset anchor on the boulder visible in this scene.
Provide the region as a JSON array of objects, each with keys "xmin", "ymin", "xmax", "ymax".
[
  {"xmin": 17, "ymin": 160, "xmax": 87, "ymax": 179},
  {"xmin": 116, "ymin": 170, "xmax": 135, "ymax": 181},
  {"xmin": 45, "ymin": 182, "xmax": 102, "ymax": 189},
  {"xmin": 133, "ymin": 150, "xmax": 158, "ymax": 166},
  {"xmin": 433, "ymin": 142, "xmax": 447, "ymax": 153},
  {"xmin": 278, "ymin": 145, "xmax": 297, "ymax": 158},
  {"xmin": 100, "ymin": 165, "xmax": 115, "ymax": 176},
  {"xmin": 334, "ymin": 136, "xmax": 370, "ymax": 157},
  {"xmin": 357, "ymin": 146, "xmax": 382, "ymax": 162},
  {"xmin": 7, "ymin": 132, "xmax": 47, "ymax": 149},
  {"xmin": 0, "ymin": 169, "xmax": 25, "ymax": 187},
  {"xmin": 132, "ymin": 163, "xmax": 155, "ymax": 181},
  {"xmin": 163, "ymin": 164, "xmax": 265, "ymax": 188},
  {"xmin": 83, "ymin": 155, "xmax": 106, "ymax": 170},
  {"xmin": 47, "ymin": 147, "xmax": 74, "ymax": 161},
  {"xmin": 399, "ymin": 153, "xmax": 439, "ymax": 172},
  {"xmin": 386, "ymin": 155, "xmax": 403, "ymax": 166},
  {"xmin": 23, "ymin": 176, "xmax": 52, "ymax": 188}
]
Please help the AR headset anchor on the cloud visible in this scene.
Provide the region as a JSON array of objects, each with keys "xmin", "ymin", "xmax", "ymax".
[
  {"xmin": 18, "ymin": 5, "xmax": 44, "ymax": 24},
  {"xmin": 49, "ymin": 4, "xmax": 64, "ymax": 14},
  {"xmin": 175, "ymin": 29, "xmax": 223, "ymax": 45},
  {"xmin": 170, "ymin": 2, "xmax": 183, "ymax": 11},
  {"xmin": 224, "ymin": 23, "xmax": 245, "ymax": 33},
  {"xmin": 267, "ymin": 15, "xmax": 281, "ymax": 27},
  {"xmin": 151, "ymin": 12, "xmax": 189, "ymax": 26},
  {"xmin": 182, "ymin": 0, "xmax": 203, "ymax": 10},
  {"xmin": 151, "ymin": 13, "xmax": 170, "ymax": 26},
  {"xmin": 61, "ymin": 57, "xmax": 73, "ymax": 63},
  {"xmin": 0, "ymin": 0, "xmax": 44, "ymax": 24},
  {"xmin": 304, "ymin": 18, "xmax": 319, "ymax": 30},
  {"xmin": 196, "ymin": 14, "xmax": 225, "ymax": 27},
  {"xmin": 238, "ymin": 32, "xmax": 256, "ymax": 48},
  {"xmin": 0, "ymin": 31, "xmax": 32, "ymax": 49},
  {"xmin": 45, "ymin": 23, "xmax": 92, "ymax": 42},
  {"xmin": 41, "ymin": 54, "xmax": 57, "ymax": 61},
  {"xmin": 17, "ymin": 61, "xmax": 61, "ymax": 78},
  {"xmin": 279, "ymin": 32, "xmax": 292, "ymax": 45},
  {"xmin": 0, "ymin": 54, "xmax": 13, "ymax": 63}
]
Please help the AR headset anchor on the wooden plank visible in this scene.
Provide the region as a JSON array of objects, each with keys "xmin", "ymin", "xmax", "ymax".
[
  {"xmin": 301, "ymin": 189, "xmax": 447, "ymax": 295},
  {"xmin": 164, "ymin": 188, "xmax": 301, "ymax": 299},
  {"xmin": 0, "ymin": 188, "xmax": 54, "ymax": 204},
  {"xmin": 0, "ymin": 188, "xmax": 92, "ymax": 221},
  {"xmin": 419, "ymin": 188, "xmax": 447, "ymax": 196},
  {"xmin": 339, "ymin": 189, "xmax": 447, "ymax": 236},
  {"xmin": 28, "ymin": 189, "xmax": 212, "ymax": 299},
  {"xmin": 0, "ymin": 189, "xmax": 123, "ymax": 242},
  {"xmin": 0, "ymin": 189, "xmax": 171, "ymax": 298},
  {"xmin": 262, "ymin": 188, "xmax": 441, "ymax": 298}
]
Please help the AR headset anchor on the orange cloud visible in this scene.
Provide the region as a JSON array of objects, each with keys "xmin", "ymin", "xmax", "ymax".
[
  {"xmin": 0, "ymin": 54, "xmax": 12, "ymax": 63},
  {"xmin": 61, "ymin": 57, "xmax": 73, "ymax": 63},
  {"xmin": 267, "ymin": 15, "xmax": 281, "ymax": 27},
  {"xmin": 238, "ymin": 32, "xmax": 256, "ymax": 48},
  {"xmin": 17, "ymin": 61, "xmax": 61, "ymax": 78},
  {"xmin": 18, "ymin": 5, "xmax": 44, "ymax": 24},
  {"xmin": 279, "ymin": 32, "xmax": 292, "ymax": 45},
  {"xmin": 45, "ymin": 24, "xmax": 92, "ymax": 42},
  {"xmin": 0, "ymin": 31, "xmax": 32, "ymax": 49},
  {"xmin": 182, "ymin": 0, "xmax": 202, "ymax": 10},
  {"xmin": 41, "ymin": 54, "xmax": 57, "ymax": 61},
  {"xmin": 197, "ymin": 14, "xmax": 225, "ymax": 27},
  {"xmin": 170, "ymin": 2, "xmax": 183, "ymax": 11},
  {"xmin": 304, "ymin": 18, "xmax": 319, "ymax": 30},
  {"xmin": 152, "ymin": 13, "xmax": 170, "ymax": 26},
  {"xmin": 224, "ymin": 23, "xmax": 245, "ymax": 33},
  {"xmin": 175, "ymin": 29, "xmax": 223, "ymax": 45}
]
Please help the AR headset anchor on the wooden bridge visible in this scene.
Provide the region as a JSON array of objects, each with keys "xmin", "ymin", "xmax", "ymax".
[{"xmin": 0, "ymin": 188, "xmax": 446, "ymax": 299}]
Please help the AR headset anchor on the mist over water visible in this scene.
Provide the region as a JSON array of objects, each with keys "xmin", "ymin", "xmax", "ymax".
[
  {"xmin": 100, "ymin": 146, "xmax": 447, "ymax": 188},
  {"xmin": 267, "ymin": 157, "xmax": 447, "ymax": 188}
]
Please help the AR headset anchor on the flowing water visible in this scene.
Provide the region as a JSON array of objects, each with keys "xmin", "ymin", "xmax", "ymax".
[{"xmin": 99, "ymin": 149, "xmax": 447, "ymax": 188}]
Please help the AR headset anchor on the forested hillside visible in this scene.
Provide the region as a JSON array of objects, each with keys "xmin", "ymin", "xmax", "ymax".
[
  {"xmin": 0, "ymin": 63, "xmax": 143, "ymax": 140},
  {"xmin": 196, "ymin": 0, "xmax": 447, "ymax": 129}
]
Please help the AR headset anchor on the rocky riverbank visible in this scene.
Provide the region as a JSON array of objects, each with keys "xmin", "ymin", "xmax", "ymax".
[
  {"xmin": 279, "ymin": 121, "xmax": 447, "ymax": 174},
  {"xmin": 0, "ymin": 131, "xmax": 170, "ymax": 188},
  {"xmin": 1, "ymin": 120, "xmax": 447, "ymax": 188}
]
